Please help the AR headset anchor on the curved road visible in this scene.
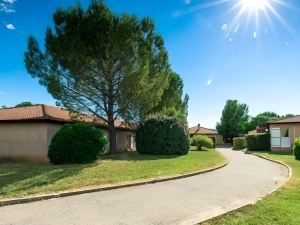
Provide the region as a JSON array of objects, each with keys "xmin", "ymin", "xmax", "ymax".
[{"xmin": 0, "ymin": 148, "xmax": 289, "ymax": 225}]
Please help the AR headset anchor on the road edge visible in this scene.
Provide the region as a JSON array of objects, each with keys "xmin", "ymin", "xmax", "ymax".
[
  {"xmin": 0, "ymin": 156, "xmax": 228, "ymax": 208},
  {"xmin": 197, "ymin": 150, "xmax": 292, "ymax": 225}
]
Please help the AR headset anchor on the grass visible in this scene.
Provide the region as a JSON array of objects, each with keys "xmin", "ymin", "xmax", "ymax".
[
  {"xmin": 0, "ymin": 148, "xmax": 225, "ymax": 200},
  {"xmin": 201, "ymin": 151, "xmax": 300, "ymax": 225}
]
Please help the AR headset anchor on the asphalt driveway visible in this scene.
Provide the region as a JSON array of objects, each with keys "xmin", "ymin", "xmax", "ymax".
[{"xmin": 0, "ymin": 148, "xmax": 289, "ymax": 225}]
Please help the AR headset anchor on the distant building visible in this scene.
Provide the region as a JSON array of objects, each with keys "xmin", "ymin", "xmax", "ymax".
[
  {"xmin": 248, "ymin": 127, "xmax": 267, "ymax": 135},
  {"xmin": 188, "ymin": 124, "xmax": 224, "ymax": 146},
  {"xmin": 268, "ymin": 115, "xmax": 300, "ymax": 152}
]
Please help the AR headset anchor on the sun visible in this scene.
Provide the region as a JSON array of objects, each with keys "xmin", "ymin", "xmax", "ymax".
[
  {"xmin": 220, "ymin": 0, "xmax": 290, "ymax": 39},
  {"xmin": 240, "ymin": 0, "xmax": 269, "ymax": 11},
  {"xmin": 174, "ymin": 0, "xmax": 290, "ymax": 39}
]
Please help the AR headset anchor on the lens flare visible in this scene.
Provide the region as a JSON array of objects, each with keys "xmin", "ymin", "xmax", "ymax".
[
  {"xmin": 174, "ymin": 0, "xmax": 290, "ymax": 39},
  {"xmin": 241, "ymin": 0, "xmax": 268, "ymax": 11}
]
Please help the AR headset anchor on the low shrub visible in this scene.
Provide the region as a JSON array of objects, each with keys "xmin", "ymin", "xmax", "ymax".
[
  {"xmin": 245, "ymin": 133, "xmax": 270, "ymax": 151},
  {"xmin": 48, "ymin": 123, "xmax": 108, "ymax": 164},
  {"xmin": 293, "ymin": 138, "xmax": 300, "ymax": 160},
  {"xmin": 233, "ymin": 137, "xmax": 246, "ymax": 150},
  {"xmin": 136, "ymin": 116, "xmax": 190, "ymax": 155},
  {"xmin": 191, "ymin": 135, "xmax": 214, "ymax": 150}
]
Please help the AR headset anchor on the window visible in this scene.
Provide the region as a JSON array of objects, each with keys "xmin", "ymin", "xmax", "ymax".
[
  {"xmin": 282, "ymin": 128, "xmax": 289, "ymax": 137},
  {"xmin": 281, "ymin": 128, "xmax": 291, "ymax": 148}
]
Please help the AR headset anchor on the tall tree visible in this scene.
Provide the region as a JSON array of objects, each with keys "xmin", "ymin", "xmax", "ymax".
[
  {"xmin": 216, "ymin": 100, "xmax": 249, "ymax": 141},
  {"xmin": 151, "ymin": 71, "xmax": 189, "ymax": 119},
  {"xmin": 24, "ymin": 0, "xmax": 170, "ymax": 154},
  {"xmin": 247, "ymin": 112, "xmax": 280, "ymax": 131}
]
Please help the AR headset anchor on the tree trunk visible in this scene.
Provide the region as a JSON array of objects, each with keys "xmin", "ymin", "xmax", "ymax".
[
  {"xmin": 107, "ymin": 101, "xmax": 117, "ymax": 154},
  {"xmin": 108, "ymin": 120, "xmax": 117, "ymax": 154}
]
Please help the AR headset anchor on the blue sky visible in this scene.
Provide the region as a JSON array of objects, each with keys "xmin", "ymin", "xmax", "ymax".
[{"xmin": 1, "ymin": 0, "xmax": 300, "ymax": 128}]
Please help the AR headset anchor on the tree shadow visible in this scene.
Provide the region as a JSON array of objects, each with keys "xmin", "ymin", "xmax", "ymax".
[
  {"xmin": 216, "ymin": 144, "xmax": 233, "ymax": 149},
  {"xmin": 103, "ymin": 151, "xmax": 181, "ymax": 161},
  {"xmin": 262, "ymin": 151, "xmax": 293, "ymax": 156},
  {"xmin": 190, "ymin": 148, "xmax": 210, "ymax": 152},
  {"xmin": 0, "ymin": 162, "xmax": 92, "ymax": 198},
  {"xmin": 246, "ymin": 150, "xmax": 293, "ymax": 156}
]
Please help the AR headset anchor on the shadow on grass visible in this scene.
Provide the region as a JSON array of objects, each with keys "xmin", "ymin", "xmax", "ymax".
[
  {"xmin": 267, "ymin": 151, "xmax": 293, "ymax": 156},
  {"xmin": 112, "ymin": 146, "xmax": 217, "ymax": 161},
  {"xmin": 103, "ymin": 145, "xmax": 218, "ymax": 161},
  {"xmin": 0, "ymin": 162, "xmax": 92, "ymax": 197},
  {"xmin": 216, "ymin": 145, "xmax": 233, "ymax": 149},
  {"xmin": 247, "ymin": 150, "xmax": 293, "ymax": 156},
  {"xmin": 103, "ymin": 151, "xmax": 181, "ymax": 161},
  {"xmin": 190, "ymin": 148, "xmax": 210, "ymax": 152}
]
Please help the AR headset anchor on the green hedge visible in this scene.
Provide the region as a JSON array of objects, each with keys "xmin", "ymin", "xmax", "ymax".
[
  {"xmin": 136, "ymin": 116, "xmax": 190, "ymax": 155},
  {"xmin": 245, "ymin": 133, "xmax": 270, "ymax": 151},
  {"xmin": 233, "ymin": 137, "xmax": 246, "ymax": 150},
  {"xmin": 294, "ymin": 138, "xmax": 300, "ymax": 160},
  {"xmin": 191, "ymin": 135, "xmax": 214, "ymax": 150},
  {"xmin": 48, "ymin": 123, "xmax": 108, "ymax": 164}
]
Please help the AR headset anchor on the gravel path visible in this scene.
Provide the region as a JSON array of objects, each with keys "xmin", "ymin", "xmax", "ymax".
[{"xmin": 0, "ymin": 148, "xmax": 289, "ymax": 225}]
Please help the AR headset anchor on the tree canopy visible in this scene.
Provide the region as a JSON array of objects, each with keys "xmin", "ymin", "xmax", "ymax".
[
  {"xmin": 24, "ymin": 0, "xmax": 186, "ymax": 153},
  {"xmin": 216, "ymin": 100, "xmax": 249, "ymax": 140},
  {"xmin": 15, "ymin": 102, "xmax": 34, "ymax": 107},
  {"xmin": 282, "ymin": 114, "xmax": 295, "ymax": 119},
  {"xmin": 151, "ymin": 71, "xmax": 189, "ymax": 119},
  {"xmin": 247, "ymin": 111, "xmax": 280, "ymax": 131}
]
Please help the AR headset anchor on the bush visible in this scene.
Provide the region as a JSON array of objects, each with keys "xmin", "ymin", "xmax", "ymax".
[
  {"xmin": 136, "ymin": 116, "xmax": 190, "ymax": 155},
  {"xmin": 191, "ymin": 135, "xmax": 214, "ymax": 150},
  {"xmin": 233, "ymin": 137, "xmax": 246, "ymax": 150},
  {"xmin": 48, "ymin": 123, "xmax": 108, "ymax": 164},
  {"xmin": 293, "ymin": 138, "xmax": 300, "ymax": 160},
  {"xmin": 245, "ymin": 133, "xmax": 270, "ymax": 151}
]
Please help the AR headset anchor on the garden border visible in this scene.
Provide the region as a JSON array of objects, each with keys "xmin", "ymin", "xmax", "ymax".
[
  {"xmin": 0, "ymin": 158, "xmax": 228, "ymax": 208},
  {"xmin": 197, "ymin": 150, "xmax": 292, "ymax": 225},
  {"xmin": 247, "ymin": 151, "xmax": 292, "ymax": 195}
]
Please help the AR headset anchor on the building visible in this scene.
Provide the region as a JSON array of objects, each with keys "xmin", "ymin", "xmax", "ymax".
[
  {"xmin": 0, "ymin": 105, "xmax": 135, "ymax": 162},
  {"xmin": 248, "ymin": 127, "xmax": 267, "ymax": 134},
  {"xmin": 189, "ymin": 124, "xmax": 224, "ymax": 146},
  {"xmin": 269, "ymin": 115, "xmax": 300, "ymax": 152}
]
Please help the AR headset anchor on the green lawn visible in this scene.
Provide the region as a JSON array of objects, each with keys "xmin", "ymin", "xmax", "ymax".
[
  {"xmin": 0, "ymin": 149, "xmax": 225, "ymax": 200},
  {"xmin": 201, "ymin": 151, "xmax": 300, "ymax": 225}
]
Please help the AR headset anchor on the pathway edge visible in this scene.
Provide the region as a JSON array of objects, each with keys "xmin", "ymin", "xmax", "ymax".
[
  {"xmin": 0, "ymin": 156, "xmax": 228, "ymax": 208},
  {"xmin": 197, "ymin": 150, "xmax": 292, "ymax": 225}
]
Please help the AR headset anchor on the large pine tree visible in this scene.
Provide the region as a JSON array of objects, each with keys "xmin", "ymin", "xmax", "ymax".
[{"xmin": 24, "ymin": 0, "xmax": 172, "ymax": 154}]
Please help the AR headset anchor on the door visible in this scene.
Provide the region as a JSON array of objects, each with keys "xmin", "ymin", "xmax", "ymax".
[{"xmin": 271, "ymin": 128, "xmax": 281, "ymax": 147}]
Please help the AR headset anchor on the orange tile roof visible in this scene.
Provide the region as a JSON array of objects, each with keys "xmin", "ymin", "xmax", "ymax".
[
  {"xmin": 189, "ymin": 126, "xmax": 219, "ymax": 135},
  {"xmin": 0, "ymin": 105, "xmax": 130, "ymax": 130},
  {"xmin": 0, "ymin": 105, "xmax": 44, "ymax": 120},
  {"xmin": 268, "ymin": 115, "xmax": 300, "ymax": 124}
]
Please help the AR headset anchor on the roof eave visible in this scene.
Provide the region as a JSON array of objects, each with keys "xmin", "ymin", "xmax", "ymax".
[
  {"xmin": 268, "ymin": 121, "xmax": 300, "ymax": 125},
  {"xmin": 0, "ymin": 118, "xmax": 135, "ymax": 131}
]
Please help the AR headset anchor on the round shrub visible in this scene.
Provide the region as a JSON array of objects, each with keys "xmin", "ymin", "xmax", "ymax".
[
  {"xmin": 48, "ymin": 123, "xmax": 108, "ymax": 164},
  {"xmin": 136, "ymin": 116, "xmax": 190, "ymax": 155},
  {"xmin": 191, "ymin": 135, "xmax": 214, "ymax": 150},
  {"xmin": 293, "ymin": 138, "xmax": 300, "ymax": 160},
  {"xmin": 233, "ymin": 137, "xmax": 246, "ymax": 150}
]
